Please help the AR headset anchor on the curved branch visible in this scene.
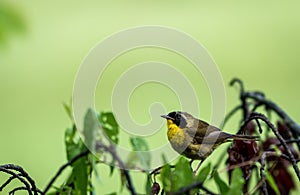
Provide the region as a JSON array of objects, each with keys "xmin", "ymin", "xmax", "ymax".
[
  {"xmin": 43, "ymin": 150, "xmax": 90, "ymax": 194},
  {"xmin": 244, "ymin": 92, "xmax": 300, "ymax": 136},
  {"xmin": 0, "ymin": 167, "xmax": 32, "ymax": 195},
  {"xmin": 96, "ymin": 142, "xmax": 136, "ymax": 195},
  {"xmin": 230, "ymin": 78, "xmax": 248, "ymax": 120},
  {"xmin": 9, "ymin": 187, "xmax": 43, "ymax": 195},
  {"xmin": 239, "ymin": 112, "xmax": 300, "ymax": 181}
]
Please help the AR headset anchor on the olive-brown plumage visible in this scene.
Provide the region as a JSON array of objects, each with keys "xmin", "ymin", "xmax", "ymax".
[{"xmin": 161, "ymin": 111, "xmax": 258, "ymax": 161}]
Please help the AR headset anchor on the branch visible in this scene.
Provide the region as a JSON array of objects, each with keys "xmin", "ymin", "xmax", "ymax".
[
  {"xmin": 150, "ymin": 165, "xmax": 176, "ymax": 176},
  {"xmin": 221, "ymin": 104, "xmax": 242, "ymax": 129},
  {"xmin": 0, "ymin": 175, "xmax": 20, "ymax": 191},
  {"xmin": 96, "ymin": 142, "xmax": 136, "ymax": 195},
  {"xmin": 9, "ymin": 186, "xmax": 43, "ymax": 195},
  {"xmin": 0, "ymin": 164, "xmax": 39, "ymax": 195},
  {"xmin": 259, "ymin": 152, "xmax": 268, "ymax": 195},
  {"xmin": 230, "ymin": 78, "xmax": 248, "ymax": 120},
  {"xmin": 43, "ymin": 150, "xmax": 90, "ymax": 194},
  {"xmin": 244, "ymin": 91, "xmax": 300, "ymax": 136},
  {"xmin": 239, "ymin": 112, "xmax": 300, "ymax": 181},
  {"xmin": 0, "ymin": 166, "xmax": 32, "ymax": 195}
]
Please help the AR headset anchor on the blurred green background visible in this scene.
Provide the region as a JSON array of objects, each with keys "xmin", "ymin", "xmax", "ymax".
[{"xmin": 1, "ymin": 0, "xmax": 300, "ymax": 194}]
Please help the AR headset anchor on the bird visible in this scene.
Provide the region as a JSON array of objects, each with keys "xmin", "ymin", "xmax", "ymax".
[{"xmin": 161, "ymin": 111, "xmax": 258, "ymax": 171}]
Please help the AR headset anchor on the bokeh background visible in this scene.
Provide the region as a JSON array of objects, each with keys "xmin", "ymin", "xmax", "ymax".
[{"xmin": 1, "ymin": 0, "xmax": 300, "ymax": 194}]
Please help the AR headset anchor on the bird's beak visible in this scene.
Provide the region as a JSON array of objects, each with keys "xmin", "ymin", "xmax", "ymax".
[{"xmin": 160, "ymin": 114, "xmax": 174, "ymax": 120}]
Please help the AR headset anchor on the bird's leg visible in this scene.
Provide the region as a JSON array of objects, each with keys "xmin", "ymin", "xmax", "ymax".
[{"xmin": 193, "ymin": 159, "xmax": 204, "ymax": 175}]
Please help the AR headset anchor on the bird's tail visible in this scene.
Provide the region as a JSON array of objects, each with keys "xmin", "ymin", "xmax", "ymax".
[{"xmin": 230, "ymin": 134, "xmax": 260, "ymax": 141}]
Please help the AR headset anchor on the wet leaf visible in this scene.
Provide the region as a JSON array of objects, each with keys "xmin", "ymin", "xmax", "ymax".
[
  {"xmin": 214, "ymin": 171, "xmax": 229, "ymax": 194},
  {"xmin": 145, "ymin": 174, "xmax": 152, "ymax": 195},
  {"xmin": 65, "ymin": 126, "xmax": 82, "ymax": 162},
  {"xmin": 83, "ymin": 109, "xmax": 99, "ymax": 153},
  {"xmin": 160, "ymin": 163, "xmax": 171, "ymax": 192},
  {"xmin": 226, "ymin": 167, "xmax": 244, "ymax": 195},
  {"xmin": 197, "ymin": 162, "xmax": 211, "ymax": 183},
  {"xmin": 99, "ymin": 112, "xmax": 119, "ymax": 144},
  {"xmin": 266, "ymin": 171, "xmax": 280, "ymax": 195},
  {"xmin": 172, "ymin": 157, "xmax": 194, "ymax": 192},
  {"xmin": 130, "ymin": 137, "xmax": 151, "ymax": 169}
]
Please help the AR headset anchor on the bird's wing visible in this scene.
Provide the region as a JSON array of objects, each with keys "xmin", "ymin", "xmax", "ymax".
[{"xmin": 194, "ymin": 131, "xmax": 232, "ymax": 144}]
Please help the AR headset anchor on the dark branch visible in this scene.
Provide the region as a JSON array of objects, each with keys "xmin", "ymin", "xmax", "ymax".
[
  {"xmin": 43, "ymin": 150, "xmax": 90, "ymax": 194},
  {"xmin": 150, "ymin": 165, "xmax": 176, "ymax": 176},
  {"xmin": 9, "ymin": 186, "xmax": 43, "ymax": 195},
  {"xmin": 239, "ymin": 112, "xmax": 300, "ymax": 181},
  {"xmin": 244, "ymin": 92, "xmax": 300, "ymax": 136},
  {"xmin": 0, "ymin": 175, "xmax": 19, "ymax": 191},
  {"xmin": 282, "ymin": 139, "xmax": 300, "ymax": 145},
  {"xmin": 259, "ymin": 152, "xmax": 268, "ymax": 195},
  {"xmin": 230, "ymin": 78, "xmax": 245, "ymax": 94},
  {"xmin": 0, "ymin": 164, "xmax": 39, "ymax": 195},
  {"xmin": 0, "ymin": 167, "xmax": 32, "ymax": 195},
  {"xmin": 230, "ymin": 78, "xmax": 248, "ymax": 120},
  {"xmin": 96, "ymin": 142, "xmax": 136, "ymax": 195},
  {"xmin": 221, "ymin": 104, "xmax": 242, "ymax": 129}
]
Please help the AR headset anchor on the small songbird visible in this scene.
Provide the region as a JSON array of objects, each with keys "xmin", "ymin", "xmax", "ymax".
[{"xmin": 161, "ymin": 111, "xmax": 258, "ymax": 169}]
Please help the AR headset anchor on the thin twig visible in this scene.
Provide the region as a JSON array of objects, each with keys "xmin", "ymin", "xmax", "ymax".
[
  {"xmin": 43, "ymin": 150, "xmax": 90, "ymax": 194},
  {"xmin": 9, "ymin": 186, "xmax": 43, "ymax": 195},
  {"xmin": 281, "ymin": 139, "xmax": 300, "ymax": 145},
  {"xmin": 0, "ymin": 167, "xmax": 32, "ymax": 195},
  {"xmin": 244, "ymin": 91, "xmax": 300, "ymax": 151},
  {"xmin": 96, "ymin": 142, "xmax": 136, "ymax": 195},
  {"xmin": 239, "ymin": 112, "xmax": 300, "ymax": 181},
  {"xmin": 230, "ymin": 78, "xmax": 248, "ymax": 120},
  {"xmin": 0, "ymin": 164, "xmax": 39, "ymax": 195},
  {"xmin": 221, "ymin": 104, "xmax": 242, "ymax": 129},
  {"xmin": 0, "ymin": 175, "xmax": 19, "ymax": 191},
  {"xmin": 150, "ymin": 165, "xmax": 176, "ymax": 176},
  {"xmin": 259, "ymin": 152, "xmax": 268, "ymax": 195},
  {"xmin": 222, "ymin": 157, "xmax": 259, "ymax": 173},
  {"xmin": 255, "ymin": 118, "xmax": 263, "ymax": 134}
]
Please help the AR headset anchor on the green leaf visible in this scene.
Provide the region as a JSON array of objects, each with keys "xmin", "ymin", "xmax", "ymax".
[
  {"xmin": 99, "ymin": 112, "xmax": 119, "ymax": 144},
  {"xmin": 0, "ymin": 3, "xmax": 26, "ymax": 46},
  {"xmin": 62, "ymin": 155, "xmax": 89, "ymax": 195},
  {"xmin": 266, "ymin": 171, "xmax": 280, "ymax": 195},
  {"xmin": 145, "ymin": 174, "xmax": 152, "ymax": 195},
  {"xmin": 109, "ymin": 159, "xmax": 116, "ymax": 176},
  {"xmin": 130, "ymin": 137, "xmax": 151, "ymax": 170},
  {"xmin": 197, "ymin": 162, "xmax": 211, "ymax": 183},
  {"xmin": 214, "ymin": 170, "xmax": 229, "ymax": 194},
  {"xmin": 172, "ymin": 157, "xmax": 193, "ymax": 192},
  {"xmin": 130, "ymin": 136, "xmax": 149, "ymax": 151},
  {"xmin": 65, "ymin": 126, "xmax": 82, "ymax": 162},
  {"xmin": 160, "ymin": 156, "xmax": 194, "ymax": 193},
  {"xmin": 226, "ymin": 167, "xmax": 244, "ymax": 195},
  {"xmin": 83, "ymin": 109, "xmax": 99, "ymax": 153},
  {"xmin": 160, "ymin": 163, "xmax": 171, "ymax": 192},
  {"xmin": 125, "ymin": 152, "xmax": 139, "ymax": 169},
  {"xmin": 106, "ymin": 192, "xmax": 117, "ymax": 195},
  {"xmin": 73, "ymin": 157, "xmax": 89, "ymax": 194}
]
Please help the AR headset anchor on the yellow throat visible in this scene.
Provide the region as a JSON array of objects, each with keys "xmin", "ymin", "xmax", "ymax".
[{"xmin": 166, "ymin": 119, "xmax": 185, "ymax": 146}]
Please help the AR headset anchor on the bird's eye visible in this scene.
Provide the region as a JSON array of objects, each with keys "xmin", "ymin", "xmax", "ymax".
[
  {"xmin": 174, "ymin": 113, "xmax": 187, "ymax": 128},
  {"xmin": 175, "ymin": 114, "xmax": 181, "ymax": 121}
]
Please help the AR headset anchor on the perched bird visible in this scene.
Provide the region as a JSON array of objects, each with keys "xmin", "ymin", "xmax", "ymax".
[{"xmin": 161, "ymin": 111, "xmax": 258, "ymax": 170}]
